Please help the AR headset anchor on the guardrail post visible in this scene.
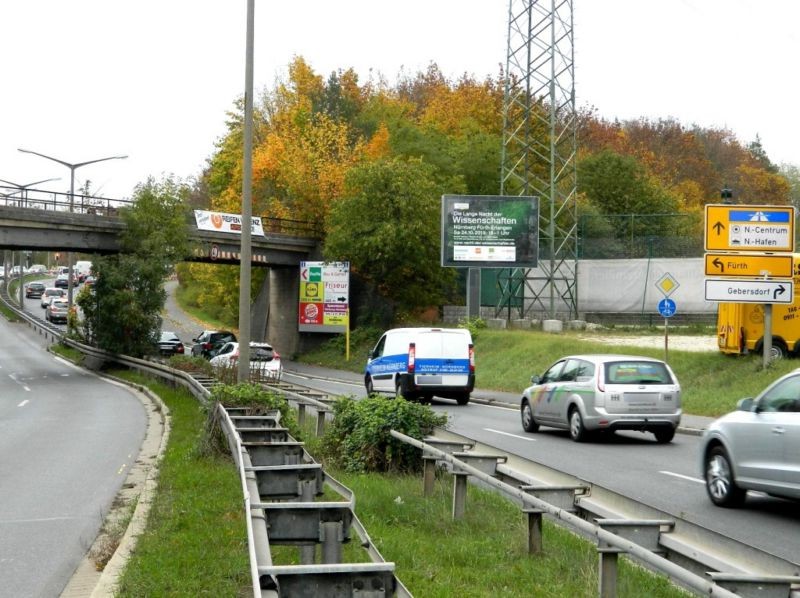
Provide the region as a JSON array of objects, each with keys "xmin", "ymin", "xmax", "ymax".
[
  {"xmin": 423, "ymin": 457, "xmax": 436, "ymax": 496},
  {"xmin": 316, "ymin": 411, "xmax": 326, "ymax": 436},
  {"xmin": 298, "ymin": 403, "xmax": 306, "ymax": 427},
  {"xmin": 320, "ymin": 521, "xmax": 344, "ymax": 564},
  {"xmin": 523, "ymin": 509, "xmax": 543, "ymax": 554},
  {"xmin": 452, "ymin": 472, "xmax": 469, "ymax": 519},
  {"xmin": 598, "ymin": 548, "xmax": 618, "ymax": 598},
  {"xmin": 299, "ymin": 480, "xmax": 317, "ymax": 564}
]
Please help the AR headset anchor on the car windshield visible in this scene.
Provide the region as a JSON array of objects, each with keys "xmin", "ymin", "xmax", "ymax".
[
  {"xmin": 160, "ymin": 332, "xmax": 179, "ymax": 342},
  {"xmin": 604, "ymin": 361, "xmax": 673, "ymax": 385}
]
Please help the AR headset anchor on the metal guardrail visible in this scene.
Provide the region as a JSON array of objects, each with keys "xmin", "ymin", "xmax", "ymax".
[
  {"xmin": 393, "ymin": 431, "xmax": 800, "ymax": 598},
  {"xmin": 0, "ymin": 286, "xmax": 408, "ymax": 596}
]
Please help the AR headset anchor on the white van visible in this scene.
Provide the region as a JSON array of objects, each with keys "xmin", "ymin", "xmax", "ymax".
[
  {"xmin": 365, "ymin": 327, "xmax": 475, "ymax": 404},
  {"xmin": 74, "ymin": 260, "xmax": 93, "ymax": 281}
]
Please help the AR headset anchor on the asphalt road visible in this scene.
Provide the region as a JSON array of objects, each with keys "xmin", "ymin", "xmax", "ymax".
[
  {"xmin": 0, "ymin": 315, "xmax": 147, "ymax": 597},
  {"xmin": 282, "ymin": 364, "xmax": 800, "ymax": 568}
]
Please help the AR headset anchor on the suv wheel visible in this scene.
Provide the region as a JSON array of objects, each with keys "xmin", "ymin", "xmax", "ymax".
[
  {"xmin": 365, "ymin": 376, "xmax": 374, "ymax": 396},
  {"xmin": 569, "ymin": 407, "xmax": 587, "ymax": 442},
  {"xmin": 705, "ymin": 445, "xmax": 746, "ymax": 507},
  {"xmin": 654, "ymin": 428, "xmax": 676, "ymax": 444}
]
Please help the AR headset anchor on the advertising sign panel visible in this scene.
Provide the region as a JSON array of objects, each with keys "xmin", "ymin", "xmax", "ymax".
[
  {"xmin": 194, "ymin": 210, "xmax": 266, "ymax": 237},
  {"xmin": 299, "ymin": 261, "xmax": 349, "ymax": 333},
  {"xmin": 440, "ymin": 195, "xmax": 539, "ymax": 268}
]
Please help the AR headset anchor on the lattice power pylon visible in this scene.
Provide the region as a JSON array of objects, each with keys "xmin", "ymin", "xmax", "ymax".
[{"xmin": 498, "ymin": 0, "xmax": 578, "ymax": 320}]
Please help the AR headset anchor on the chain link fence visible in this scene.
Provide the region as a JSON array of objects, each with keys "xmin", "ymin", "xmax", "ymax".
[{"xmin": 578, "ymin": 213, "xmax": 704, "ymax": 259}]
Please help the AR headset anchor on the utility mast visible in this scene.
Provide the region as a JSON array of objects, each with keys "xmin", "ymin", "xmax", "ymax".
[{"xmin": 498, "ymin": 0, "xmax": 578, "ymax": 320}]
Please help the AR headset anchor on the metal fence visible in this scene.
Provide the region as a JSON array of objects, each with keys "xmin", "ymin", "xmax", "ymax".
[{"xmin": 578, "ymin": 213, "xmax": 704, "ymax": 259}]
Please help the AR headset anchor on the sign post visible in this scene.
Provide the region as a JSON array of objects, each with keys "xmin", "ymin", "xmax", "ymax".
[{"xmin": 655, "ymin": 274, "xmax": 679, "ymax": 362}]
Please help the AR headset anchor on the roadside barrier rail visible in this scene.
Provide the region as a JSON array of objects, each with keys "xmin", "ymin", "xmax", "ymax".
[
  {"xmin": 392, "ymin": 430, "xmax": 752, "ymax": 598},
  {"xmin": 1, "ymin": 286, "xmax": 407, "ymax": 596}
]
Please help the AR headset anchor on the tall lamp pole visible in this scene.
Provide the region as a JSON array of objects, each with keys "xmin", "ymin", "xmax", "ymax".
[
  {"xmin": 0, "ymin": 177, "xmax": 61, "ymax": 208},
  {"xmin": 0, "ymin": 177, "xmax": 61, "ymax": 307},
  {"xmin": 18, "ymin": 148, "xmax": 127, "ymax": 308},
  {"xmin": 237, "ymin": 0, "xmax": 255, "ymax": 383}
]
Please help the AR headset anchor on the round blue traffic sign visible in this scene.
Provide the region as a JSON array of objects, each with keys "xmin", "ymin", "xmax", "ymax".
[{"xmin": 658, "ymin": 298, "xmax": 677, "ymax": 318}]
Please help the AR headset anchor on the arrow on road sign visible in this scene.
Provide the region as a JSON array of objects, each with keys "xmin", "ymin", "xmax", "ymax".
[
  {"xmin": 301, "ymin": 268, "xmax": 308, "ymax": 281},
  {"xmin": 713, "ymin": 221, "xmax": 724, "ymax": 235},
  {"xmin": 775, "ymin": 285, "xmax": 787, "ymax": 301},
  {"xmin": 712, "ymin": 257, "xmax": 724, "ymax": 272}
]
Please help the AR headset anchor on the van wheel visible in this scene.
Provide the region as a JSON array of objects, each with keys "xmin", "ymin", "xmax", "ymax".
[
  {"xmin": 365, "ymin": 376, "xmax": 374, "ymax": 396},
  {"xmin": 456, "ymin": 393, "xmax": 470, "ymax": 406},
  {"xmin": 569, "ymin": 407, "xmax": 587, "ymax": 442},
  {"xmin": 395, "ymin": 378, "xmax": 411, "ymax": 400}
]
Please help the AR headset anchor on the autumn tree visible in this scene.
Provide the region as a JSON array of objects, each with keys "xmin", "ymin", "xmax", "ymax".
[{"xmin": 323, "ymin": 157, "xmax": 457, "ymax": 321}]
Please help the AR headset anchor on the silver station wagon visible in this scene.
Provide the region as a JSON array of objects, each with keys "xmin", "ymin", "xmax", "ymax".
[{"xmin": 520, "ymin": 354, "xmax": 682, "ymax": 443}]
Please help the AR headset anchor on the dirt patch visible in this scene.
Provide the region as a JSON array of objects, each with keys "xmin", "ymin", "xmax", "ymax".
[{"xmin": 577, "ymin": 334, "xmax": 717, "ymax": 353}]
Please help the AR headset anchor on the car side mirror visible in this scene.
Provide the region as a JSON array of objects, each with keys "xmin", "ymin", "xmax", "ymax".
[
  {"xmin": 736, "ymin": 397, "xmax": 755, "ymax": 412},
  {"xmin": 531, "ymin": 374, "xmax": 541, "ymax": 384}
]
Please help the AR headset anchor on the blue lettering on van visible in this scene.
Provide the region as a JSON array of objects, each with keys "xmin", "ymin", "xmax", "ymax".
[
  {"xmin": 415, "ymin": 358, "xmax": 469, "ymax": 374},
  {"xmin": 367, "ymin": 354, "xmax": 408, "ymax": 375}
]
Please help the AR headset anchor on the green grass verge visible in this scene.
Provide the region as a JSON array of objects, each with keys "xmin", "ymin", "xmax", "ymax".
[
  {"xmin": 108, "ymin": 371, "xmax": 251, "ymax": 596},
  {"xmin": 329, "ymin": 471, "xmax": 686, "ymax": 597},
  {"xmin": 297, "ymin": 327, "xmax": 799, "ymax": 418}
]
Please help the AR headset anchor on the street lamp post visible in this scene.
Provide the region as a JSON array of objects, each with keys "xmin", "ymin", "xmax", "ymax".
[
  {"xmin": 17, "ymin": 148, "xmax": 127, "ymax": 308},
  {"xmin": 0, "ymin": 177, "xmax": 61, "ymax": 208}
]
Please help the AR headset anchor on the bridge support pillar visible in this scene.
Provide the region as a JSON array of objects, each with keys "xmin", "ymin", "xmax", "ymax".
[
  {"xmin": 251, "ymin": 271, "xmax": 270, "ymax": 342},
  {"xmin": 268, "ymin": 267, "xmax": 301, "ymax": 356}
]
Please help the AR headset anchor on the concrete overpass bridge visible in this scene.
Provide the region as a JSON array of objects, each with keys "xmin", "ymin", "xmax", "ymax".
[{"xmin": 0, "ymin": 190, "xmax": 325, "ymax": 354}]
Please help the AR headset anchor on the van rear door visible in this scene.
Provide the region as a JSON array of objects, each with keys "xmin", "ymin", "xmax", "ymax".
[{"xmin": 413, "ymin": 329, "xmax": 471, "ymax": 387}]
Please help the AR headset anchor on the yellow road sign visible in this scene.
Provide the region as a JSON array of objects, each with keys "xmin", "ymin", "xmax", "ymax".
[
  {"xmin": 704, "ymin": 253, "xmax": 794, "ymax": 278},
  {"xmin": 705, "ymin": 204, "xmax": 795, "ymax": 252}
]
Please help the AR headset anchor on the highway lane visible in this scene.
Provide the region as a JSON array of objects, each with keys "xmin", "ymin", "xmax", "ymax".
[
  {"xmin": 0, "ymin": 316, "xmax": 147, "ymax": 597},
  {"xmin": 282, "ymin": 368, "xmax": 800, "ymax": 568}
]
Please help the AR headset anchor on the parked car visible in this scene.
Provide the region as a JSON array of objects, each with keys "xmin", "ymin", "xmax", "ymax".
[
  {"xmin": 210, "ymin": 341, "xmax": 281, "ymax": 380},
  {"xmin": 45, "ymin": 298, "xmax": 70, "ymax": 324},
  {"xmin": 520, "ymin": 354, "xmax": 682, "ymax": 443},
  {"xmin": 24, "ymin": 281, "xmax": 46, "ymax": 298},
  {"xmin": 157, "ymin": 331, "xmax": 185, "ymax": 356},
  {"xmin": 40, "ymin": 287, "xmax": 66, "ymax": 308},
  {"xmin": 190, "ymin": 330, "xmax": 236, "ymax": 359},
  {"xmin": 700, "ymin": 369, "xmax": 800, "ymax": 507}
]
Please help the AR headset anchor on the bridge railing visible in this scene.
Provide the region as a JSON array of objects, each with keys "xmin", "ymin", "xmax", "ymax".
[
  {"xmin": 0, "ymin": 184, "xmax": 131, "ymax": 216},
  {"xmin": 1, "ymin": 184, "xmax": 322, "ymax": 238}
]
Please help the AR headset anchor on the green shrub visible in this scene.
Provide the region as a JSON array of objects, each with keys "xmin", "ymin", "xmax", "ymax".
[
  {"xmin": 320, "ymin": 396, "xmax": 447, "ymax": 473},
  {"xmin": 459, "ymin": 317, "xmax": 486, "ymax": 339},
  {"xmin": 209, "ymin": 383, "xmax": 299, "ymax": 438},
  {"xmin": 167, "ymin": 354, "xmax": 214, "ymax": 376}
]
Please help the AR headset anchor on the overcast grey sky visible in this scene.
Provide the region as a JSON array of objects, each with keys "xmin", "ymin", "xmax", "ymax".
[{"xmin": 1, "ymin": 1, "xmax": 797, "ymax": 201}]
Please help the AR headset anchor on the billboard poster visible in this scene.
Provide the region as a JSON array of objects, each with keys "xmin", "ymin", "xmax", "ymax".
[
  {"xmin": 194, "ymin": 210, "xmax": 265, "ymax": 237},
  {"xmin": 299, "ymin": 261, "xmax": 349, "ymax": 332},
  {"xmin": 440, "ymin": 195, "xmax": 539, "ymax": 268}
]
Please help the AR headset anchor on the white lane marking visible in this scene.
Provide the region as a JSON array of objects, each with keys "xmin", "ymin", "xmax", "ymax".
[
  {"xmin": 8, "ymin": 373, "xmax": 31, "ymax": 392},
  {"xmin": 660, "ymin": 470, "xmax": 704, "ymax": 484},
  {"xmin": 484, "ymin": 428, "xmax": 537, "ymax": 442},
  {"xmin": 18, "ymin": 400, "xmax": 30, "ymax": 407}
]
